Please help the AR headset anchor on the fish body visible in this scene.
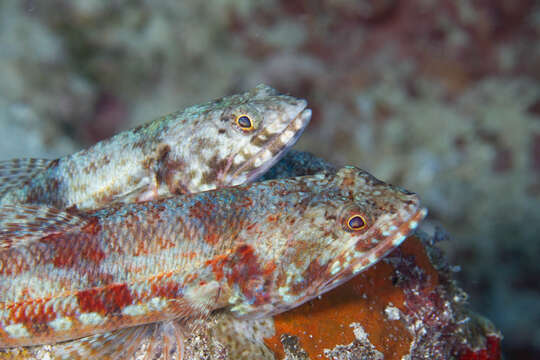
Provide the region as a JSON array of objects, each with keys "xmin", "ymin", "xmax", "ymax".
[
  {"xmin": 0, "ymin": 167, "xmax": 426, "ymax": 354},
  {"xmin": 0, "ymin": 85, "xmax": 310, "ymax": 210}
]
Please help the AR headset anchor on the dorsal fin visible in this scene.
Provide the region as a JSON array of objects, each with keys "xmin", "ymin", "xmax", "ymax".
[
  {"xmin": 0, "ymin": 205, "xmax": 87, "ymax": 250},
  {"xmin": 50, "ymin": 325, "xmax": 151, "ymax": 360},
  {"xmin": 0, "ymin": 158, "xmax": 55, "ymax": 198}
]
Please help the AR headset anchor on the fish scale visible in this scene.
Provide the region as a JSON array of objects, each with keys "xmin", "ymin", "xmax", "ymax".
[{"xmin": 0, "ymin": 167, "xmax": 426, "ymax": 359}]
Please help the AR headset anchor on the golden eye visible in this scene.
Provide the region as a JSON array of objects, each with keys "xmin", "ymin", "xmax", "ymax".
[
  {"xmin": 346, "ymin": 214, "xmax": 367, "ymax": 231},
  {"xmin": 235, "ymin": 114, "xmax": 254, "ymax": 131}
]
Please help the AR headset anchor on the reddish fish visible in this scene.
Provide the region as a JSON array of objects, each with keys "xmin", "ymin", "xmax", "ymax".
[
  {"xmin": 0, "ymin": 85, "xmax": 310, "ymax": 210},
  {"xmin": 0, "ymin": 167, "xmax": 426, "ymax": 359}
]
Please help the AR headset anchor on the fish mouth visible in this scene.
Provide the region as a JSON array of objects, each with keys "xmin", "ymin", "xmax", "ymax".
[{"xmin": 226, "ymin": 106, "xmax": 312, "ymax": 184}]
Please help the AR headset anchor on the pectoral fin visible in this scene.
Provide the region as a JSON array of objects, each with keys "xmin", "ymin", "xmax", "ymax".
[{"xmin": 50, "ymin": 325, "xmax": 151, "ymax": 360}]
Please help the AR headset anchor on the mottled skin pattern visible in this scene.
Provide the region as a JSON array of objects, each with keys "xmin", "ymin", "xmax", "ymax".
[
  {"xmin": 0, "ymin": 167, "xmax": 426, "ymax": 359},
  {"xmin": 0, "ymin": 84, "xmax": 310, "ymax": 210}
]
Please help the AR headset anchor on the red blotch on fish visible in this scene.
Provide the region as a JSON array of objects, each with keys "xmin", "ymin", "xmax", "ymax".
[{"xmin": 76, "ymin": 284, "xmax": 133, "ymax": 315}]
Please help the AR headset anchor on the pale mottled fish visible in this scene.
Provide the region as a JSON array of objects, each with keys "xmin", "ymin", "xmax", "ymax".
[
  {"xmin": 0, "ymin": 167, "xmax": 426, "ymax": 359},
  {"xmin": 0, "ymin": 84, "xmax": 311, "ymax": 210}
]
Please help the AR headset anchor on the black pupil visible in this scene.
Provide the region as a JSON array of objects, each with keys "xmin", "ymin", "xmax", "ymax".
[
  {"xmin": 238, "ymin": 115, "xmax": 252, "ymax": 128},
  {"xmin": 349, "ymin": 215, "xmax": 365, "ymax": 229}
]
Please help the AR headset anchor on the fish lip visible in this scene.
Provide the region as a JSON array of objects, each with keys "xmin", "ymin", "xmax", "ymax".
[
  {"xmin": 225, "ymin": 106, "xmax": 312, "ymax": 184},
  {"xmin": 380, "ymin": 206, "xmax": 427, "ymax": 250}
]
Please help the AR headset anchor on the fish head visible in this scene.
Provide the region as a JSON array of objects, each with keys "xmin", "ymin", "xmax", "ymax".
[
  {"xmin": 178, "ymin": 84, "xmax": 311, "ymax": 192},
  {"xmin": 243, "ymin": 166, "xmax": 427, "ymax": 317}
]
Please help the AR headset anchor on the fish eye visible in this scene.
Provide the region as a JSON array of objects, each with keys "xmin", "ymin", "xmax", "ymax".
[
  {"xmin": 235, "ymin": 114, "xmax": 254, "ymax": 132},
  {"xmin": 346, "ymin": 214, "xmax": 367, "ymax": 232}
]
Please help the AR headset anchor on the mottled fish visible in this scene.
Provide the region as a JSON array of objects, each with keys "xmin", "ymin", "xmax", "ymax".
[
  {"xmin": 0, "ymin": 85, "xmax": 311, "ymax": 210},
  {"xmin": 0, "ymin": 167, "xmax": 426, "ymax": 359}
]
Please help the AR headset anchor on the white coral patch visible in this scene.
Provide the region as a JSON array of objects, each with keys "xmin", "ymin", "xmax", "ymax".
[
  {"xmin": 385, "ymin": 305, "xmax": 401, "ymax": 321},
  {"xmin": 350, "ymin": 322, "xmax": 368, "ymax": 340}
]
